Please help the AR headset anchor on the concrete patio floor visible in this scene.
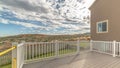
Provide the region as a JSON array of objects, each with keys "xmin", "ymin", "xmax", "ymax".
[{"xmin": 23, "ymin": 51, "xmax": 120, "ymax": 68}]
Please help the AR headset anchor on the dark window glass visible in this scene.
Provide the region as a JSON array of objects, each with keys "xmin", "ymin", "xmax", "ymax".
[
  {"xmin": 102, "ymin": 22, "xmax": 107, "ymax": 31},
  {"xmin": 97, "ymin": 21, "xmax": 107, "ymax": 32}
]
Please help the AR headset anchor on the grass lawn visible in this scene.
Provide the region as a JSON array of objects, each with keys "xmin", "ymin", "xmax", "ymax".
[
  {"xmin": 26, "ymin": 49, "xmax": 76, "ymax": 60},
  {"xmin": 80, "ymin": 42, "xmax": 89, "ymax": 48},
  {"xmin": 0, "ymin": 64, "xmax": 11, "ymax": 68},
  {"xmin": 59, "ymin": 49, "xmax": 76, "ymax": 55}
]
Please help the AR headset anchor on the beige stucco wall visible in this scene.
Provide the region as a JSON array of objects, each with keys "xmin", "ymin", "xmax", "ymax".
[{"xmin": 90, "ymin": 0, "xmax": 120, "ymax": 41}]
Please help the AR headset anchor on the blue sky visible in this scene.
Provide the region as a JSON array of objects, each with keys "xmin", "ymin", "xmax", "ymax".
[{"xmin": 0, "ymin": 0, "xmax": 94, "ymax": 37}]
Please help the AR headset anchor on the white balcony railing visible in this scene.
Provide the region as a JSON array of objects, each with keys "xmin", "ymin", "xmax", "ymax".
[
  {"xmin": 90, "ymin": 40, "xmax": 120, "ymax": 57},
  {"xmin": 0, "ymin": 52, "xmax": 11, "ymax": 66},
  {"xmin": 2, "ymin": 40, "xmax": 120, "ymax": 68},
  {"xmin": 0, "ymin": 40, "xmax": 90, "ymax": 68},
  {"xmin": 24, "ymin": 41, "xmax": 79, "ymax": 63},
  {"xmin": 11, "ymin": 40, "xmax": 81, "ymax": 68}
]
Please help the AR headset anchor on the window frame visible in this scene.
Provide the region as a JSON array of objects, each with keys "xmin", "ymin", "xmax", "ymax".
[{"xmin": 96, "ymin": 20, "xmax": 108, "ymax": 33}]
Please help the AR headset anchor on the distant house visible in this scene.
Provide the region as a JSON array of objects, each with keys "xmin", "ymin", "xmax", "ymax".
[{"xmin": 90, "ymin": 0, "xmax": 120, "ymax": 41}]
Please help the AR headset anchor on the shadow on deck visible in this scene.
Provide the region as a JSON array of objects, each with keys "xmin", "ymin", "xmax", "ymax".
[{"xmin": 23, "ymin": 50, "xmax": 120, "ymax": 68}]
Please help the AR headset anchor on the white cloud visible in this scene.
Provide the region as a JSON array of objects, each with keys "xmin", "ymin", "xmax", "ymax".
[
  {"xmin": 0, "ymin": 18, "xmax": 45, "ymax": 29},
  {"xmin": 0, "ymin": 18, "xmax": 9, "ymax": 24},
  {"xmin": 0, "ymin": 0, "xmax": 92, "ymax": 22},
  {"xmin": 0, "ymin": 0, "xmax": 95, "ymax": 34}
]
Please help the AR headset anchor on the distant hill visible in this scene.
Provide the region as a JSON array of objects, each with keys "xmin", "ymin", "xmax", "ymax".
[{"xmin": 0, "ymin": 33, "xmax": 90, "ymax": 42}]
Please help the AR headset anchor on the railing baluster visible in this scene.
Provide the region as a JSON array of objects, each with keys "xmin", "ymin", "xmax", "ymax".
[
  {"xmin": 52, "ymin": 43, "xmax": 55, "ymax": 56},
  {"xmin": 119, "ymin": 43, "xmax": 120, "ymax": 56},
  {"xmin": 96, "ymin": 42, "xmax": 100, "ymax": 51},
  {"xmin": 51, "ymin": 43, "xmax": 52, "ymax": 56},
  {"xmin": 29, "ymin": 44, "xmax": 31, "ymax": 60},
  {"xmin": 62, "ymin": 42, "xmax": 64, "ymax": 55},
  {"xmin": 52, "ymin": 42, "xmax": 55, "ymax": 56},
  {"xmin": 40, "ymin": 43, "xmax": 42, "ymax": 58},
  {"xmin": 28, "ymin": 44, "xmax": 29, "ymax": 60},
  {"xmin": 63, "ymin": 42, "xmax": 64, "ymax": 54},
  {"xmin": 111, "ymin": 42, "xmax": 112, "ymax": 53},
  {"xmin": 108, "ymin": 42, "xmax": 110, "ymax": 53},
  {"xmin": 45, "ymin": 43, "xmax": 47, "ymax": 58},
  {"xmin": 65, "ymin": 42, "xmax": 67, "ymax": 54},
  {"xmin": 106, "ymin": 42, "xmax": 107, "ymax": 52},
  {"xmin": 66, "ymin": 42, "xmax": 68, "ymax": 53},
  {"xmin": 104, "ymin": 42, "xmax": 106, "ymax": 52},
  {"xmin": 96, "ymin": 42, "xmax": 98, "ymax": 50},
  {"xmin": 105, "ymin": 42, "xmax": 107, "ymax": 52},
  {"xmin": 42, "ymin": 43, "xmax": 43, "ymax": 58},
  {"xmin": 106, "ymin": 42, "xmax": 108, "ymax": 52},
  {"xmin": 61, "ymin": 42, "xmax": 63, "ymax": 55},
  {"xmin": 103, "ymin": 42, "xmax": 105, "ymax": 52},
  {"xmin": 44, "ymin": 43, "xmax": 46, "ymax": 58},
  {"xmin": 49, "ymin": 43, "xmax": 50, "ymax": 57},
  {"xmin": 46, "ymin": 43, "xmax": 47, "ymax": 58},
  {"xmin": 109, "ymin": 42, "xmax": 111, "ymax": 53},
  {"xmin": 58, "ymin": 42, "xmax": 60, "ymax": 56},
  {"xmin": 35, "ymin": 43, "xmax": 36, "ymax": 59},
  {"xmin": 50, "ymin": 43, "xmax": 52, "ymax": 56},
  {"xmin": 25, "ymin": 44, "xmax": 27, "ymax": 60},
  {"xmin": 39, "ymin": 43, "xmax": 40, "ymax": 58},
  {"xmin": 36, "ymin": 43, "xmax": 38, "ymax": 59},
  {"xmin": 44, "ymin": 43, "xmax": 45, "ymax": 58},
  {"xmin": 44, "ymin": 43, "xmax": 47, "ymax": 58},
  {"xmin": 32, "ymin": 44, "xmax": 33, "ymax": 59},
  {"xmin": 64, "ymin": 41, "xmax": 66, "ymax": 54}
]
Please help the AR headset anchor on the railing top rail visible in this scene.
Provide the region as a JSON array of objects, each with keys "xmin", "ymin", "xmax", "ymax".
[
  {"xmin": 17, "ymin": 43, "xmax": 24, "ymax": 47},
  {"xmin": 0, "ymin": 46, "xmax": 16, "ymax": 56},
  {"xmin": 116, "ymin": 42, "xmax": 120, "ymax": 43},
  {"xmin": 25, "ymin": 42, "xmax": 55, "ymax": 44},
  {"xmin": 92, "ymin": 40, "xmax": 113, "ymax": 42},
  {"xmin": 25, "ymin": 41, "xmax": 78, "ymax": 44},
  {"xmin": 80, "ymin": 41, "xmax": 90, "ymax": 42}
]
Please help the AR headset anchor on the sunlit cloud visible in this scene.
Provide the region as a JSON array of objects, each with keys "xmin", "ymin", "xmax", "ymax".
[{"xmin": 0, "ymin": 0, "xmax": 95, "ymax": 36}]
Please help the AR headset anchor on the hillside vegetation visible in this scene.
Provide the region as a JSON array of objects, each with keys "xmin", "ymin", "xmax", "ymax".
[{"xmin": 0, "ymin": 33, "xmax": 90, "ymax": 43}]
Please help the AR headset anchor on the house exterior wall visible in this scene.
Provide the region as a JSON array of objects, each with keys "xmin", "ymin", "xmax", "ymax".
[{"xmin": 90, "ymin": 0, "xmax": 120, "ymax": 41}]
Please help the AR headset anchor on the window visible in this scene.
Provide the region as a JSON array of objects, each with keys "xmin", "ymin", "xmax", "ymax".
[{"xmin": 97, "ymin": 20, "xmax": 108, "ymax": 33}]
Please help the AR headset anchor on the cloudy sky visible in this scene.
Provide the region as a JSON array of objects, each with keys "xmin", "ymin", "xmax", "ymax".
[{"xmin": 0, "ymin": 0, "xmax": 95, "ymax": 37}]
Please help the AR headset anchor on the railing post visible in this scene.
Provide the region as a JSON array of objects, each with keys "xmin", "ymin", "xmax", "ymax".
[
  {"xmin": 21, "ymin": 41, "xmax": 25, "ymax": 64},
  {"xmin": 21, "ymin": 41, "xmax": 27, "ymax": 62},
  {"xmin": 12, "ymin": 42, "xmax": 18, "ymax": 68},
  {"xmin": 77, "ymin": 38, "xmax": 80, "ymax": 54},
  {"xmin": 55, "ymin": 40, "xmax": 58, "ymax": 57},
  {"xmin": 113, "ymin": 40, "xmax": 116, "ymax": 57},
  {"xmin": 90, "ymin": 40, "xmax": 93, "ymax": 51}
]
